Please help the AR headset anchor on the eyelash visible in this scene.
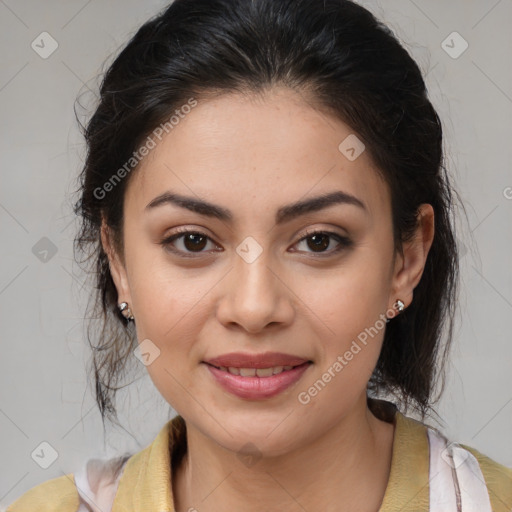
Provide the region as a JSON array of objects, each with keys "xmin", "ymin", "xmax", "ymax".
[{"xmin": 160, "ymin": 227, "xmax": 352, "ymax": 258}]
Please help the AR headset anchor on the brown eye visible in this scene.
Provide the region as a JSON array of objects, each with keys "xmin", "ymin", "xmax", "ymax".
[
  {"xmin": 181, "ymin": 232, "xmax": 208, "ymax": 252},
  {"xmin": 161, "ymin": 229, "xmax": 218, "ymax": 256},
  {"xmin": 294, "ymin": 230, "xmax": 352, "ymax": 256},
  {"xmin": 160, "ymin": 228, "xmax": 352, "ymax": 258},
  {"xmin": 305, "ymin": 233, "xmax": 330, "ymax": 252}
]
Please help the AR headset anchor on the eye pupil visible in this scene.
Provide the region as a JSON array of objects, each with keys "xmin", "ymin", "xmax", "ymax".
[
  {"xmin": 184, "ymin": 233, "xmax": 207, "ymax": 251},
  {"xmin": 307, "ymin": 233, "xmax": 329, "ymax": 252}
]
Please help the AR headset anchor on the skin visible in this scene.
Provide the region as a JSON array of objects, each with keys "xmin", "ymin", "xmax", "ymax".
[{"xmin": 102, "ymin": 87, "xmax": 434, "ymax": 512}]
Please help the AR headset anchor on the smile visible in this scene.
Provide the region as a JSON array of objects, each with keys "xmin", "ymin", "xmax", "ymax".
[
  {"xmin": 203, "ymin": 361, "xmax": 312, "ymax": 400},
  {"xmin": 206, "ymin": 363, "xmax": 301, "ymax": 377}
]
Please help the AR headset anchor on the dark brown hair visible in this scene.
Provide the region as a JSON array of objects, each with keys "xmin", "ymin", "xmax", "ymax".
[{"xmin": 73, "ymin": 0, "xmax": 463, "ymax": 428}]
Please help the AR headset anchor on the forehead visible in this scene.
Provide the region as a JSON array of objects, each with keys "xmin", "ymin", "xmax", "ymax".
[{"xmin": 126, "ymin": 88, "xmax": 390, "ymax": 223}]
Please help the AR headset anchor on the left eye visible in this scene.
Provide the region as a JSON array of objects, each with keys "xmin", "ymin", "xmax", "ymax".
[
  {"xmin": 160, "ymin": 229, "xmax": 351, "ymax": 257},
  {"xmin": 294, "ymin": 230, "xmax": 351, "ymax": 255}
]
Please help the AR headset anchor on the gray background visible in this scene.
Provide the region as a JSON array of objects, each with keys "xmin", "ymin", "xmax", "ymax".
[{"xmin": 1, "ymin": 0, "xmax": 511, "ymax": 506}]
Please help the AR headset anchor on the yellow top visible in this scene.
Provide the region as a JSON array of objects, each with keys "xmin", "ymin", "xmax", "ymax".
[{"xmin": 6, "ymin": 399, "xmax": 512, "ymax": 512}]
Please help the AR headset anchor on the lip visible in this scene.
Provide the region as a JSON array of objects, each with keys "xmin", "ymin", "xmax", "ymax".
[
  {"xmin": 204, "ymin": 361, "xmax": 312, "ymax": 400},
  {"xmin": 203, "ymin": 351, "xmax": 311, "ymax": 369}
]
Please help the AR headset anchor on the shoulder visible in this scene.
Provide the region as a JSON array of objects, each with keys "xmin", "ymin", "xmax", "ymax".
[
  {"xmin": 385, "ymin": 403, "xmax": 512, "ymax": 512},
  {"xmin": 460, "ymin": 443, "xmax": 512, "ymax": 512},
  {"xmin": 6, "ymin": 473, "xmax": 81, "ymax": 511},
  {"xmin": 5, "ymin": 418, "xmax": 181, "ymax": 512},
  {"xmin": 6, "ymin": 453, "xmax": 131, "ymax": 512}
]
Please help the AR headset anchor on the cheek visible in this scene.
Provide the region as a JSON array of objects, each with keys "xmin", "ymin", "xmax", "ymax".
[
  {"xmin": 128, "ymin": 267, "xmax": 209, "ymax": 412},
  {"xmin": 124, "ymin": 240, "xmax": 201, "ymax": 335},
  {"xmin": 298, "ymin": 276, "xmax": 387, "ymax": 418},
  {"xmin": 124, "ymin": 246, "xmax": 216, "ymax": 381},
  {"xmin": 299, "ymin": 253, "xmax": 391, "ymax": 379},
  {"xmin": 305, "ymin": 259, "xmax": 390, "ymax": 335},
  {"xmin": 131, "ymin": 279, "xmax": 206, "ymax": 366}
]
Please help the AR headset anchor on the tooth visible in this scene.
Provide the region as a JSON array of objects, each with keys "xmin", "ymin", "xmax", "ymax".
[
  {"xmin": 256, "ymin": 367, "xmax": 274, "ymax": 377},
  {"xmin": 220, "ymin": 366, "xmax": 297, "ymax": 377},
  {"xmin": 239, "ymin": 368, "xmax": 257, "ymax": 377}
]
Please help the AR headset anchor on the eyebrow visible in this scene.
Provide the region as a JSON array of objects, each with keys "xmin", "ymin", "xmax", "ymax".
[{"xmin": 145, "ymin": 190, "xmax": 367, "ymax": 224}]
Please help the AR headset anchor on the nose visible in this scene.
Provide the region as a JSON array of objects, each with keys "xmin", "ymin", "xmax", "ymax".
[{"xmin": 215, "ymin": 250, "xmax": 295, "ymax": 333}]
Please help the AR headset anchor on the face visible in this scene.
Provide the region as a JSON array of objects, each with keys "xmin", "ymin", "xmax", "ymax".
[{"xmin": 104, "ymin": 87, "xmax": 433, "ymax": 457}]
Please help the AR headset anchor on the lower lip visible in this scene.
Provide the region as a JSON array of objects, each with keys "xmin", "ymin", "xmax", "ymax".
[{"xmin": 203, "ymin": 362, "xmax": 312, "ymax": 400}]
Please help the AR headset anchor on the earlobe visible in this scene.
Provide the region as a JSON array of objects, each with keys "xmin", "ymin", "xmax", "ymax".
[{"xmin": 389, "ymin": 204, "xmax": 435, "ymax": 309}]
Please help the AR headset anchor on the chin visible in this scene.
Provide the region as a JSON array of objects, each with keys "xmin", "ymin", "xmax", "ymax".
[{"xmin": 207, "ymin": 418, "xmax": 305, "ymax": 459}]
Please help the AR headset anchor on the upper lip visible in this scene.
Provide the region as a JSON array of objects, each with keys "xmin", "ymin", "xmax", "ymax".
[{"xmin": 203, "ymin": 352, "xmax": 312, "ymax": 369}]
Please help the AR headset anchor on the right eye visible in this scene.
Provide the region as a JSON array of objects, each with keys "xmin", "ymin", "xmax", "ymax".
[{"xmin": 160, "ymin": 228, "xmax": 221, "ymax": 257}]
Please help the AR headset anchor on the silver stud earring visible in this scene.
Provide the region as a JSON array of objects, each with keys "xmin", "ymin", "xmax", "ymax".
[
  {"xmin": 394, "ymin": 299, "xmax": 405, "ymax": 314},
  {"xmin": 118, "ymin": 302, "xmax": 134, "ymax": 321}
]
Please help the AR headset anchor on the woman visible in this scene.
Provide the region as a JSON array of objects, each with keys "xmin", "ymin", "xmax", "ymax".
[{"xmin": 7, "ymin": 0, "xmax": 512, "ymax": 511}]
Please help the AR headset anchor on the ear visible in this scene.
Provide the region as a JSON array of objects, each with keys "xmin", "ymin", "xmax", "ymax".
[
  {"xmin": 100, "ymin": 219, "xmax": 132, "ymax": 305},
  {"xmin": 388, "ymin": 203, "xmax": 435, "ymax": 311}
]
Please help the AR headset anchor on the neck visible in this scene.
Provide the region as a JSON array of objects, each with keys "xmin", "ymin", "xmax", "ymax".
[{"xmin": 172, "ymin": 396, "xmax": 395, "ymax": 512}]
